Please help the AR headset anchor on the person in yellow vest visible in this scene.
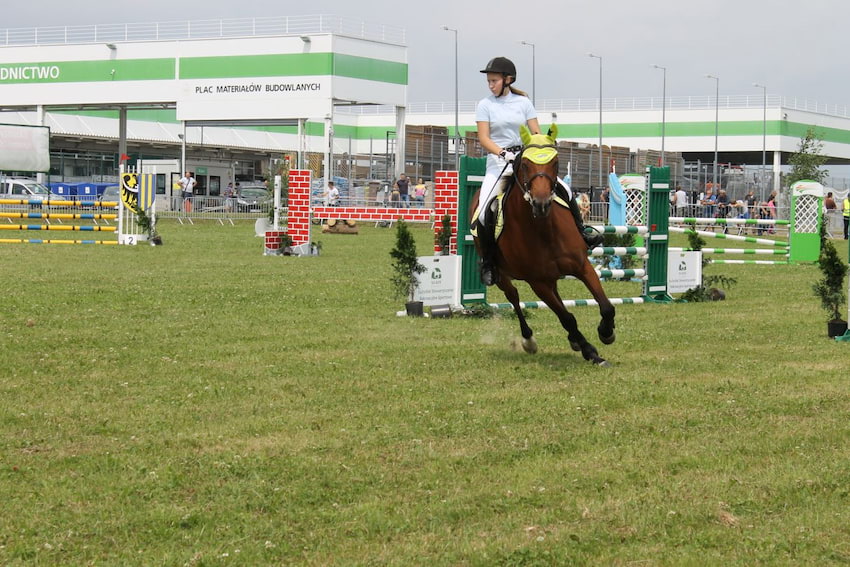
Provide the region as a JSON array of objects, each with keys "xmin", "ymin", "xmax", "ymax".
[{"xmin": 844, "ymin": 195, "xmax": 850, "ymax": 240}]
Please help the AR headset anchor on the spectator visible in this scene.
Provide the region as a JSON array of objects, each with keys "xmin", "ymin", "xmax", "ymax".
[
  {"xmin": 673, "ymin": 184, "xmax": 688, "ymax": 218},
  {"xmin": 327, "ymin": 181, "xmax": 339, "ymax": 206},
  {"xmin": 825, "ymin": 191, "xmax": 837, "ymax": 211},
  {"xmin": 843, "ymin": 194, "xmax": 850, "ymax": 239},
  {"xmin": 177, "ymin": 171, "xmax": 196, "ymax": 213},
  {"xmin": 413, "ymin": 178, "xmax": 427, "ymax": 207},
  {"xmin": 744, "ymin": 189, "xmax": 757, "ymax": 219},
  {"xmin": 395, "ymin": 173, "xmax": 411, "ymax": 208},
  {"xmin": 700, "ymin": 187, "xmax": 717, "ymax": 219}
]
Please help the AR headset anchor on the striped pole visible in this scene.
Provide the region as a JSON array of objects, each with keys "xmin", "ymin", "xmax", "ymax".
[
  {"xmin": 669, "ymin": 216, "xmax": 789, "ymax": 226},
  {"xmin": 587, "ymin": 224, "xmax": 649, "ymax": 235},
  {"xmin": 0, "ymin": 212, "xmax": 118, "ymax": 220},
  {"xmin": 489, "ymin": 296, "xmax": 646, "ymax": 310},
  {"xmin": 0, "ymin": 224, "xmax": 117, "ymax": 232},
  {"xmin": 0, "ymin": 238, "xmax": 119, "ymax": 245},
  {"xmin": 588, "ymin": 246, "xmax": 648, "ymax": 257},
  {"xmin": 0, "ymin": 198, "xmax": 119, "ymax": 207},
  {"xmin": 669, "ymin": 247, "xmax": 788, "ymax": 255},
  {"xmin": 668, "ymin": 226, "xmax": 787, "ymax": 247},
  {"xmin": 708, "ymin": 259, "xmax": 789, "ymax": 265}
]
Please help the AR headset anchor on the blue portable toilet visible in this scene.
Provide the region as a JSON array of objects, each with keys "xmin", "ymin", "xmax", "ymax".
[
  {"xmin": 50, "ymin": 182, "xmax": 76, "ymax": 197},
  {"xmin": 75, "ymin": 182, "xmax": 98, "ymax": 198}
]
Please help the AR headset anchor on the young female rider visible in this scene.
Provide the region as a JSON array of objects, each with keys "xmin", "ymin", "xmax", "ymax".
[{"xmin": 475, "ymin": 57, "xmax": 602, "ymax": 286}]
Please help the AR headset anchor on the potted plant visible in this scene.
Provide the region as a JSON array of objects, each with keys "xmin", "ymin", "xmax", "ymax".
[
  {"xmin": 436, "ymin": 214, "xmax": 453, "ymax": 255},
  {"xmin": 135, "ymin": 207, "xmax": 162, "ymax": 245},
  {"xmin": 812, "ymin": 237, "xmax": 848, "ymax": 338},
  {"xmin": 389, "ymin": 219, "xmax": 426, "ymax": 316}
]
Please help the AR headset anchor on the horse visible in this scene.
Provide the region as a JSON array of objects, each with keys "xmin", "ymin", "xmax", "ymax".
[{"xmin": 472, "ymin": 125, "xmax": 616, "ymax": 366}]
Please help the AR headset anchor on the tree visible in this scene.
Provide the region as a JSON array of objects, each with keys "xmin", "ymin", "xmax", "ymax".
[
  {"xmin": 389, "ymin": 219, "xmax": 426, "ymax": 302},
  {"xmin": 786, "ymin": 127, "xmax": 829, "ymax": 186}
]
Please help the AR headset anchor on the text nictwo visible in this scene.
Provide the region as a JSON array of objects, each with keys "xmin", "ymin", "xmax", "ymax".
[
  {"xmin": 0, "ymin": 66, "xmax": 61, "ymax": 81},
  {"xmin": 196, "ymin": 82, "xmax": 322, "ymax": 94}
]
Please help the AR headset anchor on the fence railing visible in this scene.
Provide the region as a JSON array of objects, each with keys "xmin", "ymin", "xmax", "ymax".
[{"xmin": 1, "ymin": 15, "xmax": 405, "ymax": 46}]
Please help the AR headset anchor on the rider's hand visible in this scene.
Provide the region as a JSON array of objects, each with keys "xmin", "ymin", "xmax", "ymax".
[{"xmin": 499, "ymin": 149, "xmax": 517, "ymax": 163}]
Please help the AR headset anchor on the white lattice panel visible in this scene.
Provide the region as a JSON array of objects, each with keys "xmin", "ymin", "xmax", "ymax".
[{"xmin": 796, "ymin": 195, "xmax": 818, "ymax": 233}]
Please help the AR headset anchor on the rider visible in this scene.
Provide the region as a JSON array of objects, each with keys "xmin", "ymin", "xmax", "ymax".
[{"xmin": 475, "ymin": 56, "xmax": 602, "ymax": 286}]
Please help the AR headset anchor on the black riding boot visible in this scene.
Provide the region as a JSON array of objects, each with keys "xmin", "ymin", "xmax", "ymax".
[
  {"xmin": 558, "ymin": 187, "xmax": 603, "ymax": 249},
  {"xmin": 475, "ymin": 217, "xmax": 499, "ymax": 286}
]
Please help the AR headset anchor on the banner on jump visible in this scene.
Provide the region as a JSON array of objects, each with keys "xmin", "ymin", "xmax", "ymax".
[
  {"xmin": 667, "ymin": 250, "xmax": 702, "ymax": 294},
  {"xmin": 414, "ymin": 255, "xmax": 461, "ymax": 307}
]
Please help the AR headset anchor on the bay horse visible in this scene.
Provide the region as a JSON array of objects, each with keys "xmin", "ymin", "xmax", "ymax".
[{"xmin": 472, "ymin": 125, "xmax": 616, "ymax": 366}]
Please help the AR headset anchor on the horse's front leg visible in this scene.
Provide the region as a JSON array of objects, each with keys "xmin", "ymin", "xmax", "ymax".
[
  {"xmin": 527, "ymin": 279, "xmax": 608, "ymax": 366},
  {"xmin": 496, "ymin": 277, "xmax": 538, "ymax": 354},
  {"xmin": 574, "ymin": 259, "xmax": 616, "ymax": 345}
]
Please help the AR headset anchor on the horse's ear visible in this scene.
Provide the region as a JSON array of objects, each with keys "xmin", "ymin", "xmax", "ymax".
[
  {"xmin": 547, "ymin": 123, "xmax": 559, "ymax": 140},
  {"xmin": 520, "ymin": 125, "xmax": 531, "ymax": 146}
]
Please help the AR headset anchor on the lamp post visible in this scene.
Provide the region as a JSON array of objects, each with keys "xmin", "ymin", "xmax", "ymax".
[
  {"xmin": 706, "ymin": 74, "xmax": 720, "ymax": 191},
  {"xmin": 520, "ymin": 40, "xmax": 536, "ymax": 106},
  {"xmin": 753, "ymin": 83, "xmax": 767, "ymax": 201},
  {"xmin": 442, "ymin": 25, "xmax": 460, "ymax": 169},
  {"xmin": 588, "ymin": 53, "xmax": 603, "ymax": 189},
  {"xmin": 652, "ymin": 64, "xmax": 667, "ymax": 166}
]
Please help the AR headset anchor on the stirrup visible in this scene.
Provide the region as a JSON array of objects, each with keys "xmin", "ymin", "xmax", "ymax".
[
  {"xmin": 581, "ymin": 229, "xmax": 604, "ymax": 249},
  {"xmin": 479, "ymin": 260, "xmax": 498, "ymax": 286}
]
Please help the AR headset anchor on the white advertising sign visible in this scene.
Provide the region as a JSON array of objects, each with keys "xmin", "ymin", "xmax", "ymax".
[
  {"xmin": 176, "ymin": 76, "xmax": 333, "ymax": 121},
  {"xmin": 413, "ymin": 255, "xmax": 461, "ymax": 307},
  {"xmin": 0, "ymin": 124, "xmax": 50, "ymax": 172},
  {"xmin": 667, "ymin": 250, "xmax": 702, "ymax": 294}
]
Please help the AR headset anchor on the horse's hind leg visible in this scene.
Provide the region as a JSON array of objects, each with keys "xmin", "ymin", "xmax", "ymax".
[
  {"xmin": 527, "ymin": 280, "xmax": 608, "ymax": 366},
  {"xmin": 497, "ymin": 278, "xmax": 538, "ymax": 354}
]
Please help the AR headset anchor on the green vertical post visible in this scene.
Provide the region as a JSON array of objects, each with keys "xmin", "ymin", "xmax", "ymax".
[
  {"xmin": 457, "ymin": 155, "xmax": 487, "ymax": 305},
  {"xmin": 644, "ymin": 166, "xmax": 673, "ymax": 303},
  {"xmin": 789, "ymin": 180, "xmax": 823, "ymax": 264}
]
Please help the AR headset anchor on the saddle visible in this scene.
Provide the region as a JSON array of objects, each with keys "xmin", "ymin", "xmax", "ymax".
[{"xmin": 471, "ymin": 175, "xmax": 570, "ymax": 241}]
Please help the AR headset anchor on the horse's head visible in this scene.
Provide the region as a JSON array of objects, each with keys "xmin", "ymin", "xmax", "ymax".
[{"xmin": 517, "ymin": 125, "xmax": 559, "ymax": 218}]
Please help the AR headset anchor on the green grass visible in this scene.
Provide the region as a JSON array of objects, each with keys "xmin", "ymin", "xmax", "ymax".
[{"xmin": 1, "ymin": 221, "xmax": 849, "ymax": 565}]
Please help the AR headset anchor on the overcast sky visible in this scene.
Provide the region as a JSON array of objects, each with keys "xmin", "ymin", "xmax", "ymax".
[{"xmin": 4, "ymin": 0, "xmax": 849, "ymax": 108}]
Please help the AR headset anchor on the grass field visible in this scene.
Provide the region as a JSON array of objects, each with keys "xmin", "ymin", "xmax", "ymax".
[{"xmin": 1, "ymin": 221, "xmax": 849, "ymax": 565}]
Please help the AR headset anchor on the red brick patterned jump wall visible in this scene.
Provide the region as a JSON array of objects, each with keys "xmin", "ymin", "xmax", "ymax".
[{"xmin": 286, "ymin": 169, "xmax": 459, "ymax": 252}]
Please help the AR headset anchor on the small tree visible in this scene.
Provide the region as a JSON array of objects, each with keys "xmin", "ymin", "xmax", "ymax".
[
  {"xmin": 812, "ymin": 237, "xmax": 847, "ymax": 323},
  {"xmin": 787, "ymin": 127, "xmax": 829, "ymax": 186},
  {"xmin": 389, "ymin": 219, "xmax": 426, "ymax": 302},
  {"xmin": 436, "ymin": 214, "xmax": 452, "ymax": 253}
]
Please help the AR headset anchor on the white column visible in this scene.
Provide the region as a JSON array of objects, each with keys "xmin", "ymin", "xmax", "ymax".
[
  {"xmin": 772, "ymin": 150, "xmax": 781, "ymax": 196},
  {"xmin": 36, "ymin": 105, "xmax": 46, "ymax": 184},
  {"xmin": 395, "ymin": 106, "xmax": 406, "ymax": 178}
]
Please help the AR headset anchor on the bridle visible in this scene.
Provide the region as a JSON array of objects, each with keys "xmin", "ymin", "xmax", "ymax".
[{"xmin": 515, "ymin": 143, "xmax": 558, "ymax": 205}]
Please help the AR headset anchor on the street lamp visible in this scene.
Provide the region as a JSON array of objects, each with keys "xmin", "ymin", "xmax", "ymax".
[
  {"xmin": 652, "ymin": 64, "xmax": 667, "ymax": 166},
  {"xmin": 753, "ymin": 82, "xmax": 767, "ymax": 201},
  {"xmin": 520, "ymin": 40, "xmax": 536, "ymax": 106},
  {"xmin": 442, "ymin": 25, "xmax": 460, "ymax": 169},
  {"xmin": 706, "ymin": 74, "xmax": 720, "ymax": 191},
  {"xmin": 588, "ymin": 53, "xmax": 603, "ymax": 189}
]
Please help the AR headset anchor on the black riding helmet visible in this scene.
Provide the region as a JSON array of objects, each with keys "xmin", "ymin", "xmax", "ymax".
[{"xmin": 480, "ymin": 57, "xmax": 517, "ymax": 79}]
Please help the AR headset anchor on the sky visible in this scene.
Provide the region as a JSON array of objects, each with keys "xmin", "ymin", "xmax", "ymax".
[{"xmin": 5, "ymin": 0, "xmax": 850, "ymax": 109}]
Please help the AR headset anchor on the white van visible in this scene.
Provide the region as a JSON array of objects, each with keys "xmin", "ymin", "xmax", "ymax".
[{"xmin": 0, "ymin": 177, "xmax": 54, "ymax": 203}]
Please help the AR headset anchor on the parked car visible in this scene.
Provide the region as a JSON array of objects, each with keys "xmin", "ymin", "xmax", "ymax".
[
  {"xmin": 236, "ymin": 185, "xmax": 271, "ymax": 212},
  {"xmin": 0, "ymin": 177, "xmax": 53, "ymax": 203},
  {"xmin": 100, "ymin": 185, "xmax": 120, "ymax": 202}
]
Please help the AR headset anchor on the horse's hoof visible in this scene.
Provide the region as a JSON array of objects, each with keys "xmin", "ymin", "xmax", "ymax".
[
  {"xmin": 599, "ymin": 332, "xmax": 616, "ymax": 345},
  {"xmin": 522, "ymin": 337, "xmax": 538, "ymax": 354},
  {"xmin": 595, "ymin": 359, "xmax": 611, "ymax": 368},
  {"xmin": 569, "ymin": 341, "xmax": 581, "ymax": 352}
]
